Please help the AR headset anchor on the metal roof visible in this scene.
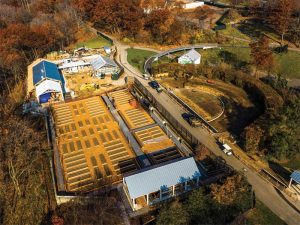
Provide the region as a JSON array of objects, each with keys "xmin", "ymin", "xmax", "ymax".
[
  {"xmin": 124, "ymin": 157, "xmax": 201, "ymax": 199},
  {"xmin": 91, "ymin": 55, "xmax": 117, "ymax": 71},
  {"xmin": 58, "ymin": 60, "xmax": 90, "ymax": 69},
  {"xmin": 291, "ymin": 171, "xmax": 300, "ymax": 184},
  {"xmin": 179, "ymin": 49, "xmax": 201, "ymax": 62},
  {"xmin": 33, "ymin": 60, "xmax": 61, "ymax": 85}
]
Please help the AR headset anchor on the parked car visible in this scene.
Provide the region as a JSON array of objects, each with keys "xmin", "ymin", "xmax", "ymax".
[
  {"xmin": 156, "ymin": 87, "xmax": 163, "ymax": 93},
  {"xmin": 143, "ymin": 73, "xmax": 150, "ymax": 80},
  {"xmin": 182, "ymin": 113, "xmax": 201, "ymax": 127},
  {"xmin": 148, "ymin": 80, "xmax": 159, "ymax": 89},
  {"xmin": 222, "ymin": 143, "xmax": 232, "ymax": 156},
  {"xmin": 148, "ymin": 80, "xmax": 163, "ymax": 93}
]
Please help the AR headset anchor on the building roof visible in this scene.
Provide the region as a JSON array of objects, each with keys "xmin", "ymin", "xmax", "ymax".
[
  {"xmin": 124, "ymin": 157, "xmax": 201, "ymax": 199},
  {"xmin": 58, "ymin": 60, "xmax": 90, "ymax": 69},
  {"xmin": 91, "ymin": 55, "xmax": 118, "ymax": 71},
  {"xmin": 179, "ymin": 49, "xmax": 201, "ymax": 62},
  {"xmin": 291, "ymin": 171, "xmax": 300, "ymax": 184},
  {"xmin": 35, "ymin": 79, "xmax": 62, "ymax": 98},
  {"xmin": 33, "ymin": 60, "xmax": 61, "ymax": 85}
]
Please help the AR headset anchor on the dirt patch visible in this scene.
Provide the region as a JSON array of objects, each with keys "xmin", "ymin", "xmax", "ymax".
[
  {"xmin": 176, "ymin": 5, "xmax": 225, "ymax": 30},
  {"xmin": 64, "ymin": 72, "xmax": 126, "ymax": 97}
]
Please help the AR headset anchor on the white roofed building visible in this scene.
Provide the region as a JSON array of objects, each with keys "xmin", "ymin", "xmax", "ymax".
[
  {"xmin": 178, "ymin": 49, "xmax": 201, "ymax": 65},
  {"xmin": 123, "ymin": 157, "xmax": 201, "ymax": 211},
  {"xmin": 35, "ymin": 79, "xmax": 64, "ymax": 103},
  {"xmin": 58, "ymin": 59, "xmax": 91, "ymax": 74}
]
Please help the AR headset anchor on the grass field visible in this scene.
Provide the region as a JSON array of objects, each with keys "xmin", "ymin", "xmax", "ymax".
[
  {"xmin": 204, "ymin": 47, "xmax": 300, "ymax": 79},
  {"xmin": 127, "ymin": 48, "xmax": 156, "ymax": 72},
  {"xmin": 150, "ymin": 45, "xmax": 300, "ymax": 79},
  {"xmin": 75, "ymin": 36, "xmax": 112, "ymax": 48},
  {"xmin": 219, "ymin": 24, "xmax": 252, "ymax": 41},
  {"xmin": 246, "ymin": 200, "xmax": 287, "ymax": 225}
]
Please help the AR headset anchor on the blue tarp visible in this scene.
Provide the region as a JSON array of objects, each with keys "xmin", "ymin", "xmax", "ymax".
[
  {"xmin": 33, "ymin": 60, "xmax": 61, "ymax": 85},
  {"xmin": 39, "ymin": 92, "xmax": 52, "ymax": 103}
]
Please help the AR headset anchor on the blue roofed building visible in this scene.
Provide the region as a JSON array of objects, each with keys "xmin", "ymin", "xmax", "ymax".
[
  {"xmin": 28, "ymin": 59, "xmax": 65, "ymax": 104},
  {"xmin": 289, "ymin": 171, "xmax": 300, "ymax": 199},
  {"xmin": 289, "ymin": 171, "xmax": 300, "ymax": 187},
  {"xmin": 33, "ymin": 60, "xmax": 62, "ymax": 85},
  {"xmin": 123, "ymin": 157, "xmax": 201, "ymax": 211}
]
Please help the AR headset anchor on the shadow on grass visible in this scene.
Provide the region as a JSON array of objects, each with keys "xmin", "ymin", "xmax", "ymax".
[
  {"xmin": 268, "ymin": 160, "xmax": 291, "ymax": 183},
  {"xmin": 236, "ymin": 18, "xmax": 279, "ymax": 41},
  {"xmin": 218, "ymin": 50, "xmax": 250, "ymax": 71}
]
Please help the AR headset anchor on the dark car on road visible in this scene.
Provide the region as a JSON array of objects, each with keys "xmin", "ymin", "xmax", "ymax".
[
  {"xmin": 148, "ymin": 81, "xmax": 163, "ymax": 93},
  {"xmin": 182, "ymin": 113, "xmax": 201, "ymax": 127},
  {"xmin": 148, "ymin": 81, "xmax": 159, "ymax": 89}
]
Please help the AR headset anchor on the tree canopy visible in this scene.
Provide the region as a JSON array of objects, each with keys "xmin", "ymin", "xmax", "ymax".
[{"xmin": 156, "ymin": 173, "xmax": 253, "ymax": 225}]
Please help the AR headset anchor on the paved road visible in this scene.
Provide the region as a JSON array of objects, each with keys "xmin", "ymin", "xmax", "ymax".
[{"xmin": 103, "ymin": 33, "xmax": 300, "ymax": 224}]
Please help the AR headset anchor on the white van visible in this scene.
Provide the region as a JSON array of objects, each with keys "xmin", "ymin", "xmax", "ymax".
[
  {"xmin": 143, "ymin": 73, "xmax": 150, "ymax": 80},
  {"xmin": 222, "ymin": 143, "xmax": 232, "ymax": 156}
]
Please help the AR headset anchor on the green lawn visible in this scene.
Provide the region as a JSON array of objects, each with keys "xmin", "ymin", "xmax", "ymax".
[
  {"xmin": 275, "ymin": 51, "xmax": 300, "ymax": 79},
  {"xmin": 75, "ymin": 36, "xmax": 112, "ymax": 49},
  {"xmin": 206, "ymin": 47, "xmax": 300, "ymax": 79},
  {"xmin": 127, "ymin": 48, "xmax": 156, "ymax": 72},
  {"xmin": 246, "ymin": 200, "xmax": 286, "ymax": 225},
  {"xmin": 140, "ymin": 46, "xmax": 300, "ymax": 79},
  {"xmin": 219, "ymin": 24, "xmax": 252, "ymax": 41}
]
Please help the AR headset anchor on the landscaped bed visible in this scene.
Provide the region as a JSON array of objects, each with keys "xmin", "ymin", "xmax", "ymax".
[
  {"xmin": 161, "ymin": 77, "xmax": 261, "ymax": 134},
  {"xmin": 174, "ymin": 88, "xmax": 223, "ymax": 121}
]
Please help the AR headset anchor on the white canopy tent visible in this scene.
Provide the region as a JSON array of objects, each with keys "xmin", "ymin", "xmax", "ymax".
[{"xmin": 35, "ymin": 79, "xmax": 63, "ymax": 103}]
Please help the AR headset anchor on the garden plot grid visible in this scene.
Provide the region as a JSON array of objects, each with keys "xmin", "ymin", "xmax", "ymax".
[{"xmin": 52, "ymin": 96, "xmax": 138, "ymax": 192}]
